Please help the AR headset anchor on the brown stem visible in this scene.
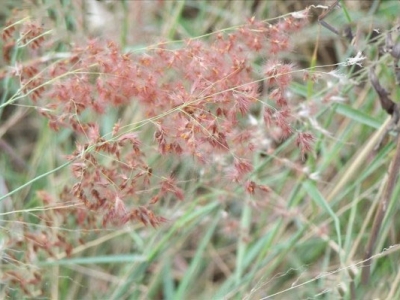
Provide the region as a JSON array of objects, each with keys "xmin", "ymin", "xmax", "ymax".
[{"xmin": 318, "ymin": 1, "xmax": 341, "ymax": 36}]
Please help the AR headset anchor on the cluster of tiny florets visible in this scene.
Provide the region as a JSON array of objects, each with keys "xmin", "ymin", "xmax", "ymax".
[
  {"xmin": 1, "ymin": 12, "xmax": 314, "ymax": 295},
  {"xmin": 2, "ymin": 14, "xmax": 313, "ymax": 227}
]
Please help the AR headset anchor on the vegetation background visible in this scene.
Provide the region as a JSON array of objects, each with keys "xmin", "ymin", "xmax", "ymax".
[{"xmin": 1, "ymin": 0, "xmax": 400, "ymax": 299}]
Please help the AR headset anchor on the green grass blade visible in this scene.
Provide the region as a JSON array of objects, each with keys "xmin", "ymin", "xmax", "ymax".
[
  {"xmin": 174, "ymin": 212, "xmax": 220, "ymax": 299},
  {"xmin": 39, "ymin": 254, "xmax": 147, "ymax": 266},
  {"xmin": 302, "ymin": 180, "xmax": 342, "ymax": 252}
]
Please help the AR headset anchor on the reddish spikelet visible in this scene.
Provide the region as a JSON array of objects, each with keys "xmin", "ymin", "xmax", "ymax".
[
  {"xmin": 296, "ymin": 132, "xmax": 314, "ymax": 159},
  {"xmin": 2, "ymin": 20, "xmax": 16, "ymax": 41},
  {"xmin": 245, "ymin": 180, "xmax": 257, "ymax": 194},
  {"xmin": 2, "ymin": 41, "xmax": 15, "ymax": 62},
  {"xmin": 233, "ymin": 158, "xmax": 253, "ymax": 181},
  {"xmin": 20, "ymin": 21, "xmax": 45, "ymax": 49},
  {"xmin": 149, "ymin": 194, "xmax": 160, "ymax": 205},
  {"xmin": 266, "ymin": 21, "xmax": 292, "ymax": 55},
  {"xmin": 264, "ymin": 61, "xmax": 294, "ymax": 89},
  {"xmin": 160, "ymin": 176, "xmax": 184, "ymax": 201},
  {"xmin": 124, "ymin": 206, "xmax": 167, "ymax": 227},
  {"xmin": 245, "ymin": 181, "xmax": 271, "ymax": 195},
  {"xmin": 233, "ymin": 84, "xmax": 259, "ymax": 115},
  {"xmin": 270, "ymin": 88, "xmax": 288, "ymax": 107},
  {"xmin": 112, "ymin": 121, "xmax": 121, "ymax": 137},
  {"xmin": 274, "ymin": 109, "xmax": 293, "ymax": 139}
]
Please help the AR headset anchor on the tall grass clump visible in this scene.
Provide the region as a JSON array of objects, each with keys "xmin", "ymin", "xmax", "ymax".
[
  {"xmin": 2, "ymin": 1, "xmax": 400, "ymax": 299},
  {"xmin": 0, "ymin": 4, "xmax": 313, "ymax": 296}
]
